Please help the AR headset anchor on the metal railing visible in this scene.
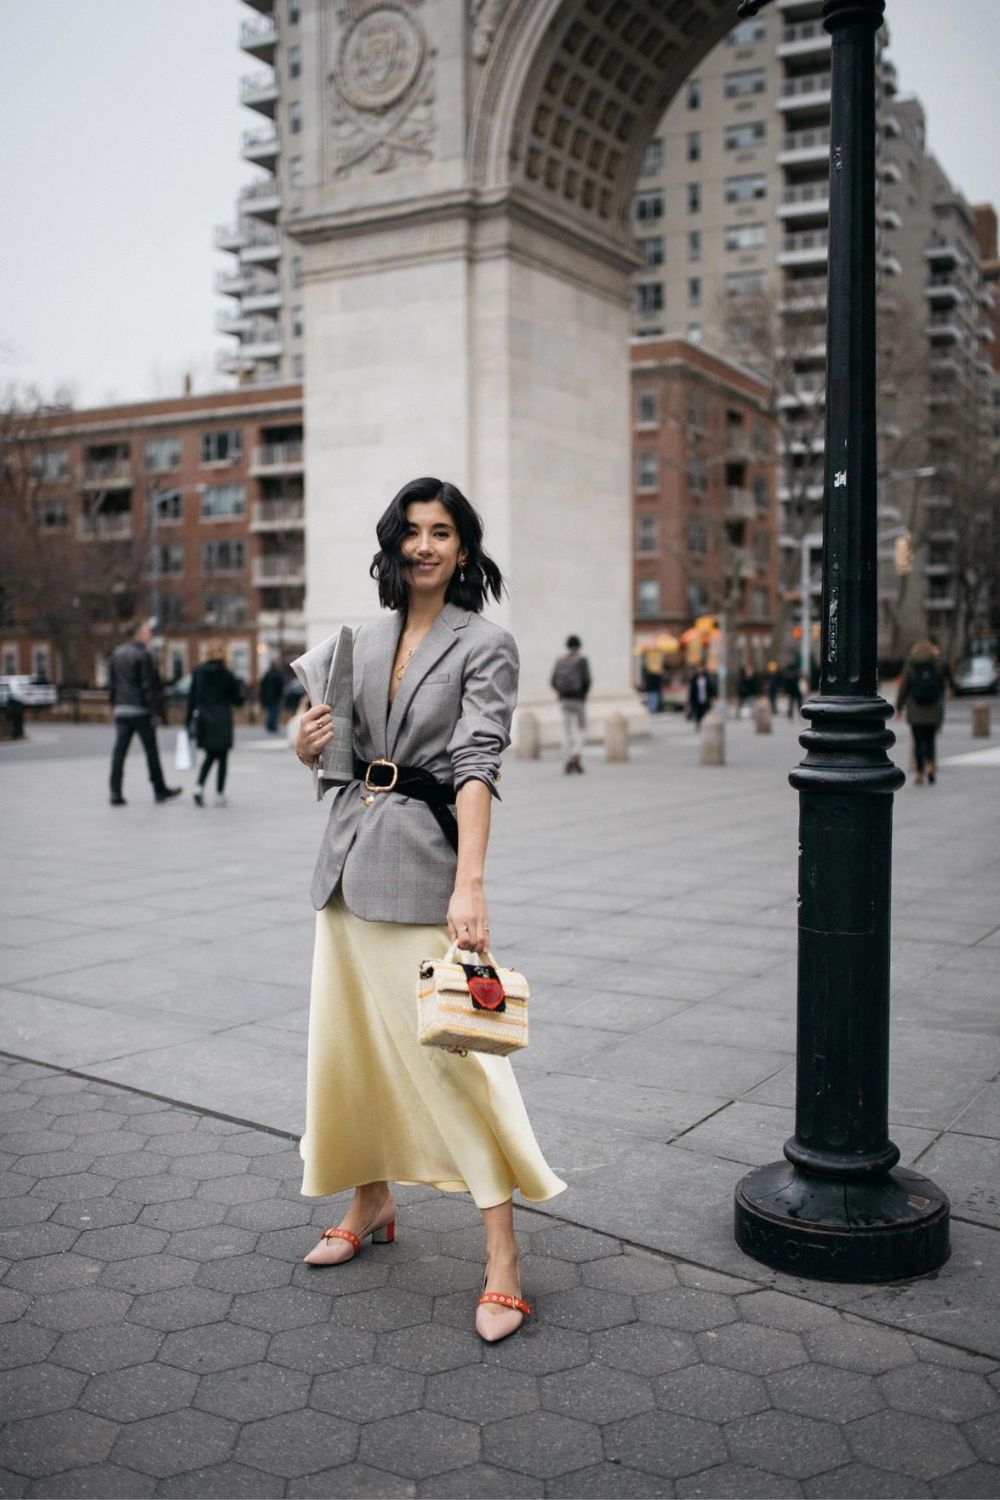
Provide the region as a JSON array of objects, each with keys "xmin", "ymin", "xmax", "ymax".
[
  {"xmin": 253, "ymin": 442, "xmax": 303, "ymax": 469},
  {"xmin": 79, "ymin": 513, "xmax": 133, "ymax": 539},
  {"xmin": 254, "ymin": 556, "xmax": 305, "ymax": 582},
  {"xmin": 781, "ymin": 21, "xmax": 830, "ymax": 45},
  {"xmin": 81, "ymin": 459, "xmax": 132, "ymax": 485},
  {"xmin": 782, "ymin": 230, "xmax": 829, "ymax": 254},
  {"xmin": 240, "ymin": 178, "xmax": 280, "ymax": 203},
  {"xmin": 252, "ymin": 498, "xmax": 305, "ymax": 527},
  {"xmin": 780, "ymin": 127, "xmax": 830, "ymax": 154},
  {"xmin": 240, "ymin": 16, "xmax": 278, "ymax": 48},
  {"xmin": 240, "ymin": 70, "xmax": 279, "ymax": 101},
  {"xmin": 780, "ymin": 72, "xmax": 831, "ymax": 98},
  {"xmin": 242, "ymin": 127, "xmax": 279, "ymax": 153},
  {"xmin": 781, "ymin": 183, "xmax": 830, "ymax": 207}
]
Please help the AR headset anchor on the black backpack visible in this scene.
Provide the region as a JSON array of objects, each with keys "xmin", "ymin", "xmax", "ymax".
[
  {"xmin": 910, "ymin": 661, "xmax": 942, "ymax": 707},
  {"xmin": 552, "ymin": 655, "xmax": 587, "ymax": 698}
]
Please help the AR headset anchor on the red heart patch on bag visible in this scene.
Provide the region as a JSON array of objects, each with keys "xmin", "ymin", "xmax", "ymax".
[{"xmin": 465, "ymin": 971, "xmax": 506, "ymax": 1011}]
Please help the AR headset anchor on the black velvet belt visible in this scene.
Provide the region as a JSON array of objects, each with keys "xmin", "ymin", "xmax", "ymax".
[{"xmin": 353, "ymin": 756, "xmax": 458, "ymax": 853}]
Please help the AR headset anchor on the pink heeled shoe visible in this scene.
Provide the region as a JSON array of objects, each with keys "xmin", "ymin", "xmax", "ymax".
[
  {"xmin": 303, "ymin": 1192, "xmax": 397, "ymax": 1266},
  {"xmin": 475, "ymin": 1271, "xmax": 531, "ymax": 1343}
]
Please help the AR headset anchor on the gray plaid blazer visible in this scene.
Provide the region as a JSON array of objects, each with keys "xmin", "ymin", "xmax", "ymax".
[{"xmin": 309, "ymin": 603, "xmax": 518, "ymax": 923}]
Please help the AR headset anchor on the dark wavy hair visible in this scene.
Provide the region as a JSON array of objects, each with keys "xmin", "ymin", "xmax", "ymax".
[{"xmin": 370, "ymin": 477, "xmax": 505, "ymax": 613}]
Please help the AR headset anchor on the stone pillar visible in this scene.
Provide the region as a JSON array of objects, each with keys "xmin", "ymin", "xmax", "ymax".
[{"xmin": 971, "ymin": 700, "xmax": 991, "ymax": 738}]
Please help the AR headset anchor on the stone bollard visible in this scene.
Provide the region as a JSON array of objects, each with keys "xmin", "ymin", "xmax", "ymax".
[
  {"xmin": 754, "ymin": 697, "xmax": 773, "ymax": 735},
  {"xmin": 699, "ymin": 709, "xmax": 725, "ymax": 766},
  {"xmin": 515, "ymin": 709, "xmax": 541, "ymax": 759},
  {"xmin": 605, "ymin": 712, "xmax": 629, "ymax": 763},
  {"xmin": 971, "ymin": 699, "xmax": 991, "ymax": 738}
]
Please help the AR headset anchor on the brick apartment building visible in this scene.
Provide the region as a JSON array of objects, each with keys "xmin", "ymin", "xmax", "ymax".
[
  {"xmin": 631, "ymin": 338, "xmax": 778, "ymax": 667},
  {"xmin": 1, "ymin": 385, "xmax": 304, "ymax": 690}
]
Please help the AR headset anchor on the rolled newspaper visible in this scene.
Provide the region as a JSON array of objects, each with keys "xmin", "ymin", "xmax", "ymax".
[{"xmin": 290, "ymin": 626, "xmax": 355, "ymax": 797}]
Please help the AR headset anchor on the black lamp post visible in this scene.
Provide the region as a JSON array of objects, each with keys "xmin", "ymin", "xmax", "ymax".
[{"xmin": 732, "ymin": 0, "xmax": 950, "ymax": 1281}]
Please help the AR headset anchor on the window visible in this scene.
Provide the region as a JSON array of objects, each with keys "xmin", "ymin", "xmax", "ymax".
[
  {"xmin": 687, "ymin": 131, "xmax": 701, "ymax": 162},
  {"xmin": 688, "ymin": 230, "xmax": 701, "ymax": 262},
  {"xmin": 636, "ymin": 282, "xmax": 664, "ymax": 314},
  {"xmin": 725, "ymin": 68, "xmax": 766, "ymax": 98},
  {"xmin": 292, "ymin": 353, "xmax": 305, "ymax": 379},
  {"xmin": 753, "ymin": 475, "xmax": 770, "ymax": 512},
  {"xmin": 144, "ymin": 437, "xmax": 182, "ymax": 472},
  {"xmin": 288, "ymin": 0, "xmax": 299, "ymax": 21},
  {"xmin": 636, "ymin": 514, "xmax": 659, "ymax": 554},
  {"xmin": 726, "ymin": 173, "xmax": 767, "ymax": 203},
  {"xmin": 687, "ymin": 183, "xmax": 701, "ymax": 214},
  {"xmin": 289, "ymin": 101, "xmax": 302, "ymax": 134},
  {"xmin": 754, "ymin": 531, "xmax": 770, "ymax": 565},
  {"xmin": 688, "ymin": 456, "xmax": 707, "ymax": 495},
  {"xmin": 288, "ymin": 44, "xmax": 301, "ymax": 78},
  {"xmin": 36, "ymin": 449, "xmax": 69, "ymax": 481},
  {"xmin": 167, "ymin": 643, "xmax": 188, "ymax": 680},
  {"xmin": 637, "ymin": 578, "xmax": 661, "ymax": 617},
  {"xmin": 32, "ymin": 644, "xmax": 51, "ymax": 679},
  {"xmin": 634, "ymin": 190, "xmax": 664, "ymax": 222},
  {"xmin": 2, "ymin": 644, "xmax": 19, "ymax": 674},
  {"xmin": 157, "ymin": 596, "xmax": 184, "ymax": 628},
  {"xmin": 688, "ymin": 393, "xmax": 706, "ymax": 429},
  {"xmin": 688, "ymin": 277, "xmax": 702, "ymax": 308},
  {"xmin": 636, "ymin": 452, "xmax": 659, "ymax": 491},
  {"xmin": 687, "ymin": 323, "xmax": 702, "ymax": 343},
  {"xmin": 291, "ymin": 256, "xmax": 303, "ymax": 289},
  {"xmin": 688, "ymin": 519, "xmax": 708, "ymax": 556},
  {"xmin": 725, "ymin": 223, "xmax": 766, "ymax": 252},
  {"xmin": 200, "ymin": 430, "xmax": 243, "ymax": 465},
  {"xmin": 727, "ymin": 270, "xmax": 766, "ymax": 297},
  {"xmin": 203, "ymin": 538, "xmax": 246, "ymax": 574},
  {"xmin": 687, "ymin": 79, "xmax": 701, "ymax": 110},
  {"xmin": 38, "ymin": 497, "xmax": 69, "ymax": 530},
  {"xmin": 752, "ymin": 587, "xmax": 769, "ymax": 620},
  {"xmin": 728, "ymin": 18, "xmax": 766, "ymax": 45},
  {"xmin": 204, "ymin": 594, "xmax": 248, "ymax": 627},
  {"xmin": 289, "ymin": 155, "xmax": 305, "ymax": 188},
  {"xmin": 637, "ymin": 236, "xmax": 664, "ymax": 267},
  {"xmin": 753, "ymin": 422, "xmax": 770, "ymax": 457},
  {"xmin": 154, "ymin": 489, "xmax": 184, "ymax": 523},
  {"xmin": 687, "ymin": 581, "xmax": 709, "ymax": 617},
  {"xmin": 201, "ymin": 484, "xmax": 246, "ymax": 520},
  {"xmin": 230, "ymin": 641, "xmax": 251, "ymax": 682},
  {"xmin": 641, "ymin": 139, "xmax": 663, "ymax": 176},
  {"xmin": 292, "ymin": 304, "xmax": 304, "ymax": 338},
  {"xmin": 726, "ymin": 121, "xmax": 766, "ymax": 151},
  {"xmin": 150, "ymin": 543, "xmax": 184, "ymax": 576},
  {"xmin": 636, "ymin": 389, "xmax": 658, "ymax": 425}
]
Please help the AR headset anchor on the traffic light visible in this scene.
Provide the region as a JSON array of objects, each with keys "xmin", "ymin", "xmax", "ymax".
[{"xmin": 893, "ymin": 534, "xmax": 912, "ymax": 575}]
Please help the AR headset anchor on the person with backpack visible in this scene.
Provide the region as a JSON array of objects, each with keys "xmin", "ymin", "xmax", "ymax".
[
  {"xmin": 550, "ymin": 634, "xmax": 591, "ymax": 774},
  {"xmin": 896, "ymin": 639, "xmax": 952, "ymax": 785}
]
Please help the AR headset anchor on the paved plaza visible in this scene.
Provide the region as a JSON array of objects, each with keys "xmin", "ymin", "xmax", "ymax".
[{"xmin": 1, "ymin": 704, "xmax": 999, "ymax": 1497}]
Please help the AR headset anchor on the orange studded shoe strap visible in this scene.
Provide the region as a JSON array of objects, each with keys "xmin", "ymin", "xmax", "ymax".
[
  {"xmin": 478, "ymin": 1291, "xmax": 531, "ymax": 1317},
  {"xmin": 322, "ymin": 1227, "xmax": 361, "ymax": 1253}
]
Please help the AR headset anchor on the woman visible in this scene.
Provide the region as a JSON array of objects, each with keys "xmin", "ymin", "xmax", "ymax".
[
  {"xmin": 295, "ymin": 478, "xmax": 565, "ymax": 1343},
  {"xmin": 897, "ymin": 639, "xmax": 951, "ymax": 785},
  {"xmin": 186, "ymin": 641, "xmax": 244, "ymax": 807}
]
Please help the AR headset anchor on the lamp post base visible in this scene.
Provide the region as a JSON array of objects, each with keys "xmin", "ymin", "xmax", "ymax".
[{"xmin": 735, "ymin": 1161, "xmax": 950, "ymax": 1283}]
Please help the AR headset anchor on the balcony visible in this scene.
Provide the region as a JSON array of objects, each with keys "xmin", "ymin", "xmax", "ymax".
[
  {"xmin": 880, "ymin": 160, "xmax": 902, "ymax": 184},
  {"xmin": 253, "ymin": 555, "xmax": 306, "ymax": 588},
  {"xmin": 879, "ymin": 251, "xmax": 902, "ymax": 277},
  {"xmin": 215, "ymin": 268, "xmax": 254, "ymax": 296},
  {"xmin": 215, "ymin": 349, "xmax": 256, "ymax": 376},
  {"xmin": 778, "ymin": 72, "xmax": 832, "ymax": 112},
  {"xmin": 778, "ymin": 182, "xmax": 829, "ymax": 220},
  {"xmin": 778, "ymin": 376, "xmax": 825, "ymax": 409},
  {"xmin": 240, "ymin": 226, "xmax": 282, "ymax": 264},
  {"xmin": 881, "ymin": 57, "xmax": 898, "ymax": 96},
  {"xmin": 214, "ymin": 223, "xmax": 245, "ymax": 253},
  {"xmin": 81, "ymin": 459, "xmax": 132, "ymax": 489},
  {"xmin": 242, "ymin": 0, "xmax": 275, "ymax": 12},
  {"xmin": 924, "ymin": 562, "xmax": 953, "ymax": 577},
  {"xmin": 931, "ymin": 354, "xmax": 961, "ymax": 377},
  {"xmin": 779, "ymin": 229, "xmax": 828, "ymax": 267},
  {"xmin": 926, "ymin": 312, "xmax": 962, "ymax": 343},
  {"xmin": 778, "ymin": 480, "xmax": 824, "ymax": 503},
  {"xmin": 240, "ymin": 70, "xmax": 279, "ymax": 117},
  {"xmin": 258, "ymin": 609, "xmax": 305, "ymax": 635},
  {"xmin": 216, "ymin": 308, "xmax": 252, "ymax": 337},
  {"xmin": 252, "ymin": 442, "xmax": 304, "ymax": 475},
  {"xmin": 725, "ymin": 487, "xmax": 755, "ymax": 522},
  {"xmin": 242, "ymin": 127, "xmax": 279, "ymax": 168},
  {"xmin": 243, "ymin": 281, "xmax": 282, "ymax": 314},
  {"xmin": 240, "ymin": 15, "xmax": 278, "ymax": 60},
  {"xmin": 881, "ymin": 207, "xmax": 902, "ymax": 230},
  {"xmin": 79, "ymin": 512, "xmax": 133, "ymax": 540},
  {"xmin": 925, "ymin": 272, "xmax": 966, "ymax": 305},
  {"xmin": 240, "ymin": 177, "xmax": 280, "ymax": 221},
  {"xmin": 778, "ymin": 21, "xmax": 831, "ymax": 61},
  {"xmin": 240, "ymin": 326, "xmax": 284, "ymax": 360},
  {"xmin": 925, "ymin": 595, "xmax": 956, "ymax": 612},
  {"xmin": 779, "ymin": 274, "xmax": 827, "ymax": 311},
  {"xmin": 883, "ymin": 112, "xmax": 902, "ymax": 138},
  {"xmin": 926, "ymin": 237, "xmax": 963, "ymax": 267},
  {"xmin": 778, "ymin": 127, "xmax": 830, "ymax": 166},
  {"xmin": 252, "ymin": 498, "xmax": 305, "ymax": 531},
  {"xmin": 732, "ymin": 547, "xmax": 758, "ymax": 581}
]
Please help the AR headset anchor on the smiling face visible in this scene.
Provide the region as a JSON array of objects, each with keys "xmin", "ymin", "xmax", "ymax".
[{"xmin": 400, "ymin": 499, "xmax": 466, "ymax": 598}]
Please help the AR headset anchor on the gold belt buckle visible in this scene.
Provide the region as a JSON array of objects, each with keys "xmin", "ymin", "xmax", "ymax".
[{"xmin": 364, "ymin": 757, "xmax": 398, "ymax": 793}]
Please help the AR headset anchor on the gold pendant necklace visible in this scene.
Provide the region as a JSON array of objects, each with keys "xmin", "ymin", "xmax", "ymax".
[{"xmin": 395, "ymin": 647, "xmax": 415, "ymax": 682}]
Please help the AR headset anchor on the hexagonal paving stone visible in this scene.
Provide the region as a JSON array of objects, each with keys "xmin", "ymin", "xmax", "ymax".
[
  {"xmin": 313, "ymin": 1364, "xmax": 425, "ymax": 1422},
  {"xmin": 52, "ymin": 1198, "xmax": 142, "ymax": 1231},
  {"xmin": 965, "ymin": 1410, "xmax": 1000, "ymax": 1464},
  {"xmin": 638, "ymin": 1287, "xmax": 739, "ymax": 1334},
  {"xmin": 677, "ymin": 1463, "xmax": 805, "ymax": 1498},
  {"xmin": 536, "ymin": 1287, "xmax": 635, "ymax": 1334},
  {"xmin": 140, "ymin": 1200, "xmax": 228, "ymax": 1233},
  {"xmin": 80, "ymin": 1363, "xmax": 199, "ymax": 1423},
  {"xmin": 604, "ymin": 1410, "xmax": 727, "ymax": 1480},
  {"xmin": 0, "ymin": 1223, "xmax": 79, "ymax": 1261},
  {"xmin": 360, "ymin": 1409, "xmax": 481, "ymax": 1480},
  {"xmin": 724, "ymin": 1409, "xmax": 850, "ymax": 1479},
  {"xmin": 0, "ymin": 1321, "xmax": 57, "ymax": 1371},
  {"xmin": 2, "ymin": 1130, "xmax": 74, "ymax": 1156},
  {"xmin": 291, "ymin": 1257, "xmax": 391, "ymax": 1296},
  {"xmin": 545, "ymin": 1462, "xmax": 668, "ymax": 1498},
  {"xmin": 0, "ymin": 1362, "xmax": 86, "ymax": 1421},
  {"xmin": 738, "ymin": 1289, "xmax": 840, "ymax": 1333},
  {"xmin": 698, "ymin": 1324, "xmax": 808, "ymax": 1375},
  {"xmin": 268, "ymin": 1323, "xmax": 376, "ymax": 1374},
  {"xmin": 31, "ymin": 1171, "xmax": 117, "ymax": 1202},
  {"xmin": 540, "ymin": 1363, "xmax": 654, "ymax": 1424},
  {"xmin": 128, "ymin": 1285, "xmax": 231, "ymax": 1333},
  {"xmin": 157, "ymin": 1461, "xmax": 283, "ymax": 1498},
  {"xmin": 767, "ymin": 1362, "xmax": 885, "ymax": 1424},
  {"xmin": 287, "ymin": 1462, "xmax": 417, "ymax": 1498},
  {"xmin": 110, "ymin": 1408, "xmax": 239, "ymax": 1480},
  {"xmin": 591, "ymin": 1324, "xmax": 700, "ymax": 1377},
  {"xmin": 656, "ymin": 1363, "xmax": 769, "ymax": 1423},
  {"xmin": 390, "ymin": 1255, "xmax": 485, "ymax": 1296},
  {"xmin": 531, "ymin": 1225, "xmax": 620, "ymax": 1262},
  {"xmin": 235, "ymin": 1407, "xmax": 358, "ymax": 1478},
  {"xmin": 480, "ymin": 1322, "xmax": 591, "ymax": 1377},
  {"xmin": 844, "ymin": 1410, "xmax": 975, "ymax": 1481},
  {"xmin": 4, "ymin": 1251, "xmax": 102, "ymax": 1295},
  {"xmin": 419, "ymin": 1463, "xmax": 544, "ymax": 1497},
  {"xmin": 226, "ymin": 1198, "xmax": 313, "ymax": 1233},
  {"xmin": 375, "ymin": 1324, "xmax": 480, "ymax": 1375},
  {"xmin": 425, "ymin": 1366, "xmax": 538, "ymax": 1423},
  {"xmin": 579, "ymin": 1251, "xmax": 679, "ymax": 1295},
  {"xmin": 94, "ymin": 1150, "xmax": 175, "ymax": 1180},
  {"xmin": 168, "ymin": 1152, "xmax": 250, "ymax": 1182},
  {"xmin": 11, "ymin": 1150, "xmax": 97, "ymax": 1179},
  {"xmin": 803, "ymin": 1323, "xmax": 916, "ymax": 1375},
  {"xmin": 195, "ymin": 1361, "xmax": 312, "ymax": 1422},
  {"xmin": 168, "ymin": 1225, "xmax": 257, "ymax": 1261},
  {"xmin": 391, "ymin": 1197, "xmax": 481, "ymax": 1234},
  {"xmin": 99, "ymin": 1252, "xmax": 199, "ymax": 1295},
  {"xmin": 113, "ymin": 1173, "xmax": 197, "ymax": 1205},
  {"xmin": 25, "ymin": 1287, "xmax": 133, "ymax": 1334},
  {"xmin": 878, "ymin": 1362, "xmax": 996, "ymax": 1422},
  {"xmin": 74, "ymin": 1223, "xmax": 168, "ymax": 1261},
  {"xmin": 195, "ymin": 1255, "xmax": 293, "ymax": 1295},
  {"xmin": 198, "ymin": 1175, "xmax": 280, "ymax": 1206},
  {"xmin": 25, "ymin": 1461, "xmax": 159, "ymax": 1496},
  {"xmin": 157, "ymin": 1321, "xmax": 270, "ymax": 1373},
  {"xmin": 0, "ymin": 1410, "xmax": 118, "ymax": 1479},
  {"xmin": 132, "ymin": 1112, "xmax": 198, "ymax": 1138},
  {"xmin": 229, "ymin": 1285, "xmax": 333, "ymax": 1333},
  {"xmin": 802, "ymin": 1462, "xmax": 933, "ymax": 1498},
  {"xmin": 1, "ymin": 1198, "xmax": 57, "ymax": 1231},
  {"xmin": 327, "ymin": 1287, "xmax": 431, "ymax": 1334},
  {"xmin": 51, "ymin": 1322, "xmax": 164, "ymax": 1375},
  {"xmin": 932, "ymin": 1462, "xmax": 1000, "ymax": 1499}
]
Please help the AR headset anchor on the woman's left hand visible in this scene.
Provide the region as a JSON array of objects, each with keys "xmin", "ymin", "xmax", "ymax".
[{"xmin": 447, "ymin": 879, "xmax": 490, "ymax": 957}]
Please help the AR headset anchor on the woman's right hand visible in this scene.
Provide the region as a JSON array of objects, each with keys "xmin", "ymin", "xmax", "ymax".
[{"xmin": 295, "ymin": 703, "xmax": 333, "ymax": 768}]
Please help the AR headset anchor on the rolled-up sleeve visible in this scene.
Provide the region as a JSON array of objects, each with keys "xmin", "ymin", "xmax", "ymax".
[{"xmin": 447, "ymin": 628, "xmax": 519, "ymax": 799}]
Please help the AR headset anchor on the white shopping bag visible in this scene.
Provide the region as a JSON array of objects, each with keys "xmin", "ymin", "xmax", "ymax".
[{"xmin": 174, "ymin": 728, "xmax": 194, "ymax": 772}]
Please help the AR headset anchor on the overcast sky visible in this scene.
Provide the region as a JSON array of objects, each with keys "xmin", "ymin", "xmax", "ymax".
[{"xmin": 1, "ymin": 0, "xmax": 997, "ymax": 408}]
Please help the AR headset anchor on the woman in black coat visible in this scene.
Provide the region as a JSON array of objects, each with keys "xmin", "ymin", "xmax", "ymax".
[{"xmin": 186, "ymin": 641, "xmax": 244, "ymax": 807}]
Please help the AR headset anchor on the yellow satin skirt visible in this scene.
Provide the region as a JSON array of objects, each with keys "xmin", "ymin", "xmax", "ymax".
[{"xmin": 300, "ymin": 890, "xmax": 567, "ymax": 1210}]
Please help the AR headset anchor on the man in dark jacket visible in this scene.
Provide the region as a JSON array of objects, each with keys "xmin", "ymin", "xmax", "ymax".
[
  {"xmin": 108, "ymin": 622, "xmax": 181, "ymax": 806},
  {"xmin": 688, "ymin": 666, "xmax": 716, "ymax": 729},
  {"xmin": 897, "ymin": 638, "xmax": 952, "ymax": 785},
  {"xmin": 550, "ymin": 635, "xmax": 591, "ymax": 774},
  {"xmin": 258, "ymin": 659, "xmax": 285, "ymax": 734}
]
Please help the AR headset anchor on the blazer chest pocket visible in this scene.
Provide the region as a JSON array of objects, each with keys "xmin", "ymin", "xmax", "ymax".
[{"xmin": 419, "ymin": 673, "xmax": 454, "ymax": 693}]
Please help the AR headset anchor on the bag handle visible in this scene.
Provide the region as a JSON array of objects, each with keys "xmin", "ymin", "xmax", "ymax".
[{"xmin": 443, "ymin": 940, "xmax": 501, "ymax": 969}]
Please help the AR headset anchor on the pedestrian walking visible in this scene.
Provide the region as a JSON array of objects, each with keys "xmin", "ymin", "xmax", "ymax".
[
  {"xmin": 896, "ymin": 638, "xmax": 951, "ymax": 785},
  {"xmin": 688, "ymin": 665, "xmax": 716, "ymax": 729},
  {"xmin": 784, "ymin": 659, "xmax": 804, "ymax": 719},
  {"xmin": 187, "ymin": 642, "xmax": 245, "ymax": 808},
  {"xmin": 258, "ymin": 658, "xmax": 285, "ymax": 734},
  {"xmin": 641, "ymin": 646, "xmax": 664, "ymax": 715},
  {"xmin": 107, "ymin": 622, "xmax": 181, "ymax": 806},
  {"xmin": 550, "ymin": 634, "xmax": 591, "ymax": 773},
  {"xmin": 765, "ymin": 660, "xmax": 781, "ymax": 711},
  {"xmin": 295, "ymin": 477, "xmax": 564, "ymax": 1343},
  {"xmin": 737, "ymin": 665, "xmax": 757, "ymax": 719}
]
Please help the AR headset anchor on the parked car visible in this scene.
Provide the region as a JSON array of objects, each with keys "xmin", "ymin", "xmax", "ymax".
[
  {"xmin": 164, "ymin": 674, "xmax": 192, "ymax": 701},
  {"xmin": 954, "ymin": 655, "xmax": 998, "ymax": 696},
  {"xmin": 0, "ymin": 675, "xmax": 58, "ymax": 708}
]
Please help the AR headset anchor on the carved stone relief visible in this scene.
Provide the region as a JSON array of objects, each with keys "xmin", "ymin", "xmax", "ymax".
[
  {"xmin": 329, "ymin": 1, "xmax": 435, "ymax": 177},
  {"xmin": 470, "ymin": 0, "xmax": 512, "ymax": 62}
]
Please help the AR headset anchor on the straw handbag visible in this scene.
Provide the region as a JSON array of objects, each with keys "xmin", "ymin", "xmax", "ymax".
[{"xmin": 417, "ymin": 945, "xmax": 529, "ymax": 1057}]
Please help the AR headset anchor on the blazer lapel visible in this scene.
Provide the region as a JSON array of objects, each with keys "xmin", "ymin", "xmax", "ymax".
[
  {"xmin": 386, "ymin": 603, "xmax": 468, "ymax": 758},
  {"xmin": 360, "ymin": 613, "xmax": 402, "ymax": 760}
]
